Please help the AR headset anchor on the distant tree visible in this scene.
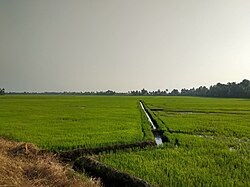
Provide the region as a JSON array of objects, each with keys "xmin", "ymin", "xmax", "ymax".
[
  {"xmin": 179, "ymin": 79, "xmax": 250, "ymax": 98},
  {"xmin": 160, "ymin": 89, "xmax": 168, "ymax": 95},
  {"xmin": 0, "ymin": 88, "xmax": 5, "ymax": 95},
  {"xmin": 105, "ymin": 90, "xmax": 115, "ymax": 95},
  {"xmin": 156, "ymin": 89, "xmax": 161, "ymax": 95},
  {"xmin": 141, "ymin": 88, "xmax": 148, "ymax": 95},
  {"xmin": 170, "ymin": 89, "xmax": 179, "ymax": 96},
  {"xmin": 240, "ymin": 79, "xmax": 250, "ymax": 88},
  {"xmin": 239, "ymin": 79, "xmax": 250, "ymax": 97},
  {"xmin": 195, "ymin": 86, "xmax": 209, "ymax": 96},
  {"xmin": 181, "ymin": 88, "xmax": 189, "ymax": 96},
  {"xmin": 208, "ymin": 83, "xmax": 228, "ymax": 97}
]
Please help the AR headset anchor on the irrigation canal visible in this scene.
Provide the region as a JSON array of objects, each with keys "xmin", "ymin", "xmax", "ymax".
[{"xmin": 139, "ymin": 101, "xmax": 164, "ymax": 145}]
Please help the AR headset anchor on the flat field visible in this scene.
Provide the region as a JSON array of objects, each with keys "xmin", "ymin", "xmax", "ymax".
[
  {"xmin": 143, "ymin": 96, "xmax": 250, "ymax": 138},
  {"xmin": 97, "ymin": 96, "xmax": 250, "ymax": 186},
  {"xmin": 1, "ymin": 95, "xmax": 250, "ymax": 186},
  {"xmin": 0, "ymin": 95, "xmax": 152, "ymax": 150}
]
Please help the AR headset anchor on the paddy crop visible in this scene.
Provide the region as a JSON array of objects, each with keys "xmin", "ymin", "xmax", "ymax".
[
  {"xmin": 97, "ymin": 135, "xmax": 250, "ymax": 187},
  {"xmin": 97, "ymin": 96, "xmax": 250, "ymax": 186},
  {"xmin": 0, "ymin": 95, "xmax": 153, "ymax": 150},
  {"xmin": 1, "ymin": 95, "xmax": 250, "ymax": 186},
  {"xmin": 143, "ymin": 96, "xmax": 250, "ymax": 138}
]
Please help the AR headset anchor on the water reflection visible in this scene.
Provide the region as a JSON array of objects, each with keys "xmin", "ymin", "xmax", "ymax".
[{"xmin": 155, "ymin": 135, "xmax": 163, "ymax": 145}]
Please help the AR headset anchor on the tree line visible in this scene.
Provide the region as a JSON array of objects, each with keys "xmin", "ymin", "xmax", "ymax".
[
  {"xmin": 129, "ymin": 79, "xmax": 250, "ymax": 98},
  {"xmin": 126, "ymin": 79, "xmax": 250, "ymax": 98},
  {"xmin": 178, "ymin": 79, "xmax": 250, "ymax": 98},
  {"xmin": 4, "ymin": 79, "xmax": 250, "ymax": 98}
]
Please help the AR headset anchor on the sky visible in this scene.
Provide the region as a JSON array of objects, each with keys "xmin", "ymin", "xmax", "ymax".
[{"xmin": 0, "ymin": 0, "xmax": 250, "ymax": 92}]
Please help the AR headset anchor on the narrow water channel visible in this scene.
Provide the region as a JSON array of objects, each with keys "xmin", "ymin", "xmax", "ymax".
[
  {"xmin": 139, "ymin": 102, "xmax": 156, "ymax": 130},
  {"xmin": 140, "ymin": 101, "xmax": 163, "ymax": 145},
  {"xmin": 154, "ymin": 134, "xmax": 163, "ymax": 145}
]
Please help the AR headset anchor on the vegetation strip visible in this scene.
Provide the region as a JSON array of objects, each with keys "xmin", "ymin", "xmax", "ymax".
[{"xmin": 73, "ymin": 156, "xmax": 153, "ymax": 187}]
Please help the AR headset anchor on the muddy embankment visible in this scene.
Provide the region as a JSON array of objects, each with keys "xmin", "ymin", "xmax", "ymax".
[
  {"xmin": 60, "ymin": 140, "xmax": 155, "ymax": 161},
  {"xmin": 73, "ymin": 156, "xmax": 153, "ymax": 187},
  {"xmin": 60, "ymin": 141, "xmax": 156, "ymax": 186}
]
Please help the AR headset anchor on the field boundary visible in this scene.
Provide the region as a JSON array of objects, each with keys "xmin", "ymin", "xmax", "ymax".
[
  {"xmin": 73, "ymin": 156, "xmax": 154, "ymax": 187},
  {"xmin": 59, "ymin": 140, "xmax": 156, "ymax": 161}
]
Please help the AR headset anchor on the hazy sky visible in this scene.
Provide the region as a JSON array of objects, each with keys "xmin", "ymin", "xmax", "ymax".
[{"xmin": 1, "ymin": 0, "xmax": 250, "ymax": 92}]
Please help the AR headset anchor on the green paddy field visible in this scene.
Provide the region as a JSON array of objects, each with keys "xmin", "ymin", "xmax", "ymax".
[
  {"xmin": 0, "ymin": 95, "xmax": 249, "ymax": 186},
  {"xmin": 97, "ymin": 97, "xmax": 250, "ymax": 186},
  {"xmin": 0, "ymin": 95, "xmax": 152, "ymax": 150}
]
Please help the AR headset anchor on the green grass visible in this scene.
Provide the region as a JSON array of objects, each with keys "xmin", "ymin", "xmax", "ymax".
[
  {"xmin": 0, "ymin": 95, "xmax": 153, "ymax": 150},
  {"xmin": 96, "ymin": 96, "xmax": 250, "ymax": 187}
]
